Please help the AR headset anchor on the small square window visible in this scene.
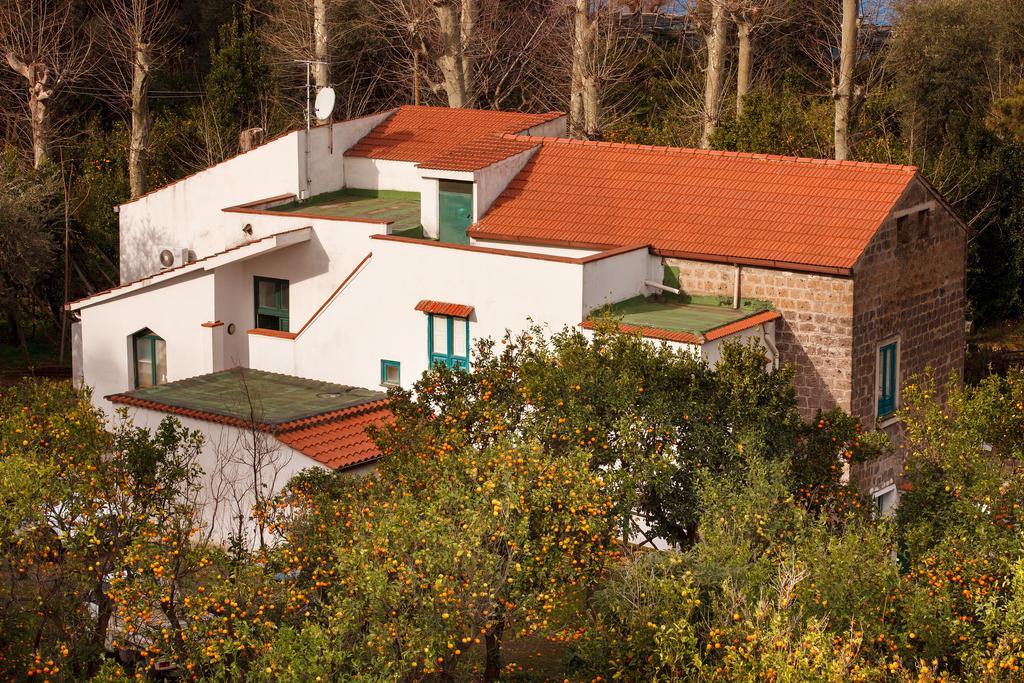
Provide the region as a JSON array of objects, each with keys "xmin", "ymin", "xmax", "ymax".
[
  {"xmin": 873, "ymin": 485, "xmax": 898, "ymax": 518},
  {"xmin": 380, "ymin": 360, "xmax": 400, "ymax": 387}
]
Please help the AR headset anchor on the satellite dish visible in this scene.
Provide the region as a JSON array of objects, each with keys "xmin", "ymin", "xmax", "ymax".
[{"xmin": 314, "ymin": 87, "xmax": 336, "ymax": 120}]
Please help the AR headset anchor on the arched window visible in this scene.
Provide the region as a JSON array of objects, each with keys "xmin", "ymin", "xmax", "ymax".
[{"xmin": 132, "ymin": 329, "xmax": 167, "ymax": 388}]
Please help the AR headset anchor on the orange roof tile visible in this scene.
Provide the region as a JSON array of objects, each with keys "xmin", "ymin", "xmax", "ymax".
[
  {"xmin": 417, "ymin": 133, "xmax": 539, "ymax": 171},
  {"xmin": 111, "ymin": 390, "xmax": 392, "ymax": 472},
  {"xmin": 276, "ymin": 401, "xmax": 393, "ymax": 470},
  {"xmin": 345, "ymin": 106, "xmax": 562, "ymax": 164},
  {"xmin": 415, "ymin": 300, "xmax": 474, "ymax": 318},
  {"xmin": 581, "ymin": 309, "xmax": 781, "ymax": 345},
  {"xmin": 702, "ymin": 310, "xmax": 782, "ymax": 341},
  {"xmin": 471, "ymin": 137, "xmax": 919, "ymax": 272},
  {"xmin": 580, "ymin": 319, "xmax": 701, "ymax": 345}
]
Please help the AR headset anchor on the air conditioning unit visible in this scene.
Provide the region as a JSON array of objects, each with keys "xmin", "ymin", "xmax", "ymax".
[{"xmin": 157, "ymin": 246, "xmax": 197, "ymax": 269}]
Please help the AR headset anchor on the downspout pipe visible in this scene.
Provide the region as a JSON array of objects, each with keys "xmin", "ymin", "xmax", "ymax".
[
  {"xmin": 645, "ymin": 280, "xmax": 680, "ymax": 295},
  {"xmin": 732, "ymin": 264, "xmax": 742, "ymax": 308}
]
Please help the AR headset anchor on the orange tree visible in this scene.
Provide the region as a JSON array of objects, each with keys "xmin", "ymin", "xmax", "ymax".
[
  {"xmin": 896, "ymin": 368, "xmax": 1024, "ymax": 677},
  {"xmin": 379, "ymin": 324, "xmax": 865, "ymax": 546},
  {"xmin": 260, "ymin": 436, "xmax": 616, "ymax": 682},
  {"xmin": 0, "ymin": 379, "xmax": 205, "ymax": 680}
]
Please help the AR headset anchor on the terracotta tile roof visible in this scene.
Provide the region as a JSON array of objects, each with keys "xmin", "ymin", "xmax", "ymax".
[
  {"xmin": 580, "ymin": 319, "xmax": 701, "ymax": 345},
  {"xmin": 703, "ymin": 310, "xmax": 782, "ymax": 341},
  {"xmin": 471, "ymin": 137, "xmax": 919, "ymax": 272},
  {"xmin": 108, "ymin": 368, "xmax": 392, "ymax": 472},
  {"xmin": 417, "ymin": 133, "xmax": 540, "ymax": 171},
  {"xmin": 415, "ymin": 300, "xmax": 475, "ymax": 318},
  {"xmin": 345, "ymin": 106, "xmax": 562, "ymax": 163},
  {"xmin": 276, "ymin": 401, "xmax": 393, "ymax": 470},
  {"xmin": 581, "ymin": 308, "xmax": 781, "ymax": 345}
]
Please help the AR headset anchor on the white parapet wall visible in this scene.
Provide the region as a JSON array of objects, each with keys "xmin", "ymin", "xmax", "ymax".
[{"xmin": 118, "ymin": 111, "xmax": 394, "ymax": 284}]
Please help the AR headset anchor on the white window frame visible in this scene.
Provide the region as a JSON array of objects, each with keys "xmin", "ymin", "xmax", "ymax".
[
  {"xmin": 872, "ymin": 483, "xmax": 898, "ymax": 518},
  {"xmin": 875, "ymin": 335, "xmax": 901, "ymax": 427}
]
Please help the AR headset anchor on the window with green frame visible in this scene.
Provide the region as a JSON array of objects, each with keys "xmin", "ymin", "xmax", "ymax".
[
  {"xmin": 380, "ymin": 360, "xmax": 401, "ymax": 387},
  {"xmin": 877, "ymin": 340, "xmax": 899, "ymax": 418},
  {"xmin": 132, "ymin": 329, "xmax": 167, "ymax": 388},
  {"xmin": 428, "ymin": 314, "xmax": 469, "ymax": 370},
  {"xmin": 254, "ymin": 277, "xmax": 289, "ymax": 331}
]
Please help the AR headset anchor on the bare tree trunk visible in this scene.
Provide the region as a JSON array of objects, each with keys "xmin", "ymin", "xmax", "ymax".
[
  {"xmin": 736, "ymin": 21, "xmax": 752, "ymax": 118},
  {"xmin": 583, "ymin": 73, "xmax": 600, "ymax": 139},
  {"xmin": 128, "ymin": 45, "xmax": 151, "ymax": 198},
  {"xmin": 433, "ymin": 0, "xmax": 468, "ymax": 107},
  {"xmin": 570, "ymin": 0, "xmax": 595, "ymax": 139},
  {"xmin": 834, "ymin": 0, "xmax": 857, "ymax": 160},
  {"xmin": 700, "ymin": 1, "xmax": 729, "ymax": 149},
  {"xmin": 6, "ymin": 56, "xmax": 51, "ymax": 168},
  {"xmin": 459, "ymin": 0, "xmax": 476, "ymax": 103},
  {"xmin": 312, "ymin": 0, "xmax": 330, "ymax": 92}
]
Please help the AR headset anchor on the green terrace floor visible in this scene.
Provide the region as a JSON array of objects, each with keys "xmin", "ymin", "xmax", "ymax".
[
  {"xmin": 590, "ymin": 294, "xmax": 774, "ymax": 337},
  {"xmin": 114, "ymin": 368, "xmax": 384, "ymax": 427},
  {"xmin": 272, "ymin": 189, "xmax": 423, "ymax": 236}
]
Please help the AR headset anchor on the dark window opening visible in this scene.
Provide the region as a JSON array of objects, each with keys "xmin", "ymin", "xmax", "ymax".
[{"xmin": 254, "ymin": 277, "xmax": 290, "ymax": 332}]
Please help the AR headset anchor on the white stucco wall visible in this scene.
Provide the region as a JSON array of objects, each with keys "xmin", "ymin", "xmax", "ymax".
[
  {"xmin": 581, "ymin": 248, "xmax": 658, "ymax": 315},
  {"xmin": 118, "ymin": 135, "xmax": 303, "ymax": 283},
  {"xmin": 119, "ymin": 113, "xmax": 395, "ymax": 284},
  {"xmin": 78, "ymin": 272, "xmax": 217, "ymax": 406},
  {"xmin": 702, "ymin": 320, "xmax": 778, "ymax": 368},
  {"xmin": 288, "ymin": 238, "xmax": 588, "ymax": 390},
  {"xmin": 520, "ymin": 116, "xmax": 568, "ymax": 138},
  {"xmin": 469, "ymin": 238, "xmax": 601, "ymax": 259},
  {"xmin": 304, "ymin": 111, "xmax": 394, "ymax": 196},
  {"xmin": 115, "ymin": 406, "xmax": 327, "ymax": 547}
]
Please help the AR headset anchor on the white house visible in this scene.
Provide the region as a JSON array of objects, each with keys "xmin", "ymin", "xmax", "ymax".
[{"xmin": 70, "ymin": 105, "xmax": 962, "ymax": 519}]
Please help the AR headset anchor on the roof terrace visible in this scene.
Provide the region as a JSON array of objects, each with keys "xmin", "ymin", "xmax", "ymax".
[
  {"xmin": 108, "ymin": 367, "xmax": 385, "ymax": 428},
  {"xmin": 273, "ymin": 189, "xmax": 423, "ymax": 236},
  {"xmin": 583, "ymin": 293, "xmax": 779, "ymax": 344}
]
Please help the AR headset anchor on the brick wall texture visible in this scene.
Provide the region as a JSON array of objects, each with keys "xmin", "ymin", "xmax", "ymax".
[
  {"xmin": 665, "ymin": 176, "xmax": 966, "ymax": 494},
  {"xmin": 665, "ymin": 258, "xmax": 855, "ymax": 416},
  {"xmin": 849, "ymin": 179, "xmax": 966, "ymax": 491}
]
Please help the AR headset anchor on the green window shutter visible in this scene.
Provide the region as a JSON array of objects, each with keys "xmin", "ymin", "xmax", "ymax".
[
  {"xmin": 877, "ymin": 342, "xmax": 898, "ymax": 417},
  {"xmin": 133, "ymin": 329, "xmax": 166, "ymax": 388},
  {"xmin": 254, "ymin": 277, "xmax": 290, "ymax": 332},
  {"xmin": 427, "ymin": 314, "xmax": 470, "ymax": 370}
]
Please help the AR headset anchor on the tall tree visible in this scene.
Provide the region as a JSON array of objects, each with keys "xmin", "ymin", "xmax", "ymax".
[
  {"xmin": 262, "ymin": 0, "xmax": 336, "ymax": 118},
  {"xmin": 92, "ymin": 0, "xmax": 178, "ymax": 198},
  {"xmin": 725, "ymin": 0, "xmax": 789, "ymax": 118},
  {"xmin": 700, "ymin": 0, "xmax": 730, "ymax": 149},
  {"xmin": 0, "ymin": 0, "xmax": 90, "ymax": 168},
  {"xmin": 570, "ymin": 0, "xmax": 598, "ymax": 138},
  {"xmin": 833, "ymin": 0, "xmax": 857, "ymax": 160},
  {"xmin": 431, "ymin": 0, "xmax": 476, "ymax": 107}
]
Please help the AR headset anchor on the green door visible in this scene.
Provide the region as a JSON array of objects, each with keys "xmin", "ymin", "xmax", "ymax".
[{"xmin": 438, "ymin": 180, "xmax": 473, "ymax": 244}]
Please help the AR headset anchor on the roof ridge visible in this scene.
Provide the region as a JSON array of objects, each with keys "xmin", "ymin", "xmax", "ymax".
[{"xmin": 502, "ymin": 133, "xmax": 918, "ymax": 173}]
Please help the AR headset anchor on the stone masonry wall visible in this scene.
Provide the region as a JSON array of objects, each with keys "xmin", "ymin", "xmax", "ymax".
[
  {"xmin": 664, "ymin": 258, "xmax": 855, "ymax": 416},
  {"xmin": 850, "ymin": 178, "xmax": 966, "ymax": 493}
]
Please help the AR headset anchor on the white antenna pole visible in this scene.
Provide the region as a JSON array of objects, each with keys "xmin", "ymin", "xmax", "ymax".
[
  {"xmin": 304, "ymin": 60, "xmax": 311, "ymax": 200},
  {"xmin": 294, "ymin": 59, "xmax": 327, "ymax": 202}
]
